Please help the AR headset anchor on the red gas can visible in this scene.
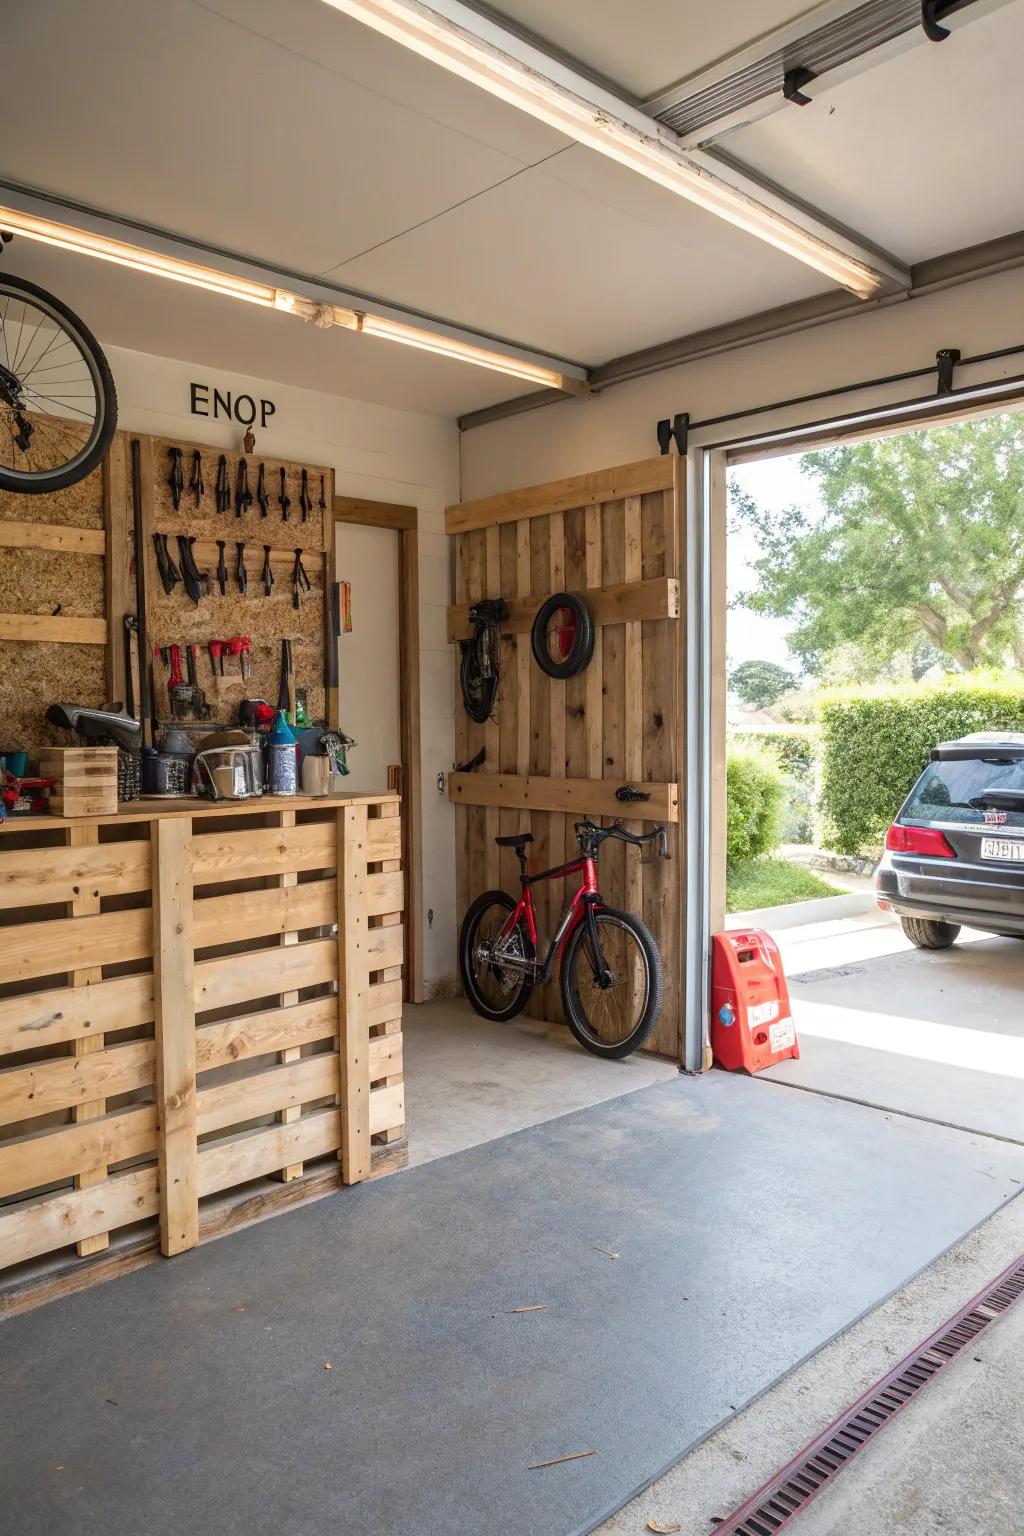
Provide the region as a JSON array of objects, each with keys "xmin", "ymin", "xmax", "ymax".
[{"xmin": 710, "ymin": 929, "xmax": 799, "ymax": 1073}]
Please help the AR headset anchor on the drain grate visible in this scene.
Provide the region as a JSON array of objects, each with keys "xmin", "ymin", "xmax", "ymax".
[{"xmin": 712, "ymin": 1253, "xmax": 1024, "ymax": 1535}]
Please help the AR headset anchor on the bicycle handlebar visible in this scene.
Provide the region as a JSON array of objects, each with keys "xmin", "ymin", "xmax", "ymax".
[{"xmin": 574, "ymin": 819, "xmax": 669, "ymax": 860}]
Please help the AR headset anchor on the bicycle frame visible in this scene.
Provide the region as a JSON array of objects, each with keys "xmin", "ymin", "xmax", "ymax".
[{"xmin": 487, "ymin": 850, "xmax": 609, "ymax": 989}]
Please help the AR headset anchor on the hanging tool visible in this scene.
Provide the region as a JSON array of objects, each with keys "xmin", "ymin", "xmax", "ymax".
[
  {"xmin": 262, "ymin": 544, "xmax": 274, "ymax": 597},
  {"xmin": 123, "ymin": 614, "xmax": 141, "ymax": 720},
  {"xmin": 256, "ymin": 462, "xmax": 269, "ymax": 517},
  {"xmin": 236, "ymin": 541, "xmax": 248, "ymax": 595},
  {"xmin": 188, "ymin": 450, "xmax": 204, "ymax": 507},
  {"xmin": 299, "ymin": 469, "xmax": 312, "ymax": 521},
  {"xmin": 278, "ymin": 638, "xmax": 292, "ymax": 716},
  {"xmin": 186, "ymin": 644, "xmax": 213, "ymax": 717},
  {"xmin": 325, "ymin": 580, "xmax": 341, "ymax": 689},
  {"xmin": 131, "ymin": 440, "xmax": 153, "ymax": 746},
  {"xmin": 318, "ymin": 474, "xmax": 327, "ymax": 515},
  {"xmin": 226, "ymin": 634, "xmax": 252, "ymax": 681},
  {"xmin": 168, "ymin": 446, "xmax": 184, "ymax": 510},
  {"xmin": 215, "ymin": 454, "xmax": 230, "ymax": 513},
  {"xmin": 167, "ymin": 643, "xmax": 188, "ymax": 717},
  {"xmin": 152, "ymin": 532, "xmax": 182, "ymax": 595},
  {"xmin": 278, "ymin": 466, "xmax": 291, "ymax": 521},
  {"xmin": 291, "ymin": 547, "xmax": 311, "ymax": 610},
  {"xmin": 216, "ymin": 539, "xmax": 228, "ymax": 596},
  {"xmin": 235, "ymin": 458, "xmax": 252, "ymax": 518},
  {"xmin": 208, "ymin": 638, "xmax": 224, "ymax": 677},
  {"xmin": 176, "ymin": 534, "xmax": 209, "ymax": 604}
]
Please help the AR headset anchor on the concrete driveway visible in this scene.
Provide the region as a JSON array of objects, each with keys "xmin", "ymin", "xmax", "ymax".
[{"xmin": 729, "ymin": 894, "xmax": 1024, "ymax": 1145}]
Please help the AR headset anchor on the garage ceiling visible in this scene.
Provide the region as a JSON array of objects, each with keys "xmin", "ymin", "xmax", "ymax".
[{"xmin": 2, "ymin": 0, "xmax": 1023, "ymax": 417}]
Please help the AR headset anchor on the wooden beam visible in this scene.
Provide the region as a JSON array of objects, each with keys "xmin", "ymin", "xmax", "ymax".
[
  {"xmin": 448, "ymin": 773, "xmax": 679, "ymax": 822},
  {"xmin": 398, "ymin": 527, "xmax": 424, "ymax": 1002},
  {"xmin": 445, "ymin": 457, "xmax": 675, "ymax": 535},
  {"xmin": 337, "ymin": 804, "xmax": 371, "ymax": 1184},
  {"xmin": 103, "ymin": 433, "xmax": 131, "ymax": 707},
  {"xmin": 151, "ymin": 817, "xmax": 198, "ymax": 1256},
  {"xmin": 0, "ymin": 613, "xmax": 108, "ymax": 645},
  {"xmin": 0, "ymin": 520, "xmax": 105, "ymax": 555},
  {"xmin": 447, "ymin": 575, "xmax": 678, "ymax": 641},
  {"xmin": 333, "ymin": 495, "xmax": 417, "ymax": 531}
]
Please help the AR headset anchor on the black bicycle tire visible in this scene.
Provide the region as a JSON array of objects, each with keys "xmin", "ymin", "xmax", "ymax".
[
  {"xmin": 560, "ymin": 905, "xmax": 663, "ymax": 1058},
  {"xmin": 530, "ymin": 592, "xmax": 594, "ymax": 679},
  {"xmin": 459, "ymin": 889, "xmax": 535, "ymax": 1021},
  {"xmin": 460, "ymin": 641, "xmax": 498, "ymax": 724},
  {"xmin": 0, "ymin": 272, "xmax": 118, "ymax": 493}
]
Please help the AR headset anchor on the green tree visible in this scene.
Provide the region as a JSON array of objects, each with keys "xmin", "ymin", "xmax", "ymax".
[
  {"xmin": 732, "ymin": 413, "xmax": 1024, "ymax": 675},
  {"xmin": 729, "ymin": 658, "xmax": 796, "ymax": 708}
]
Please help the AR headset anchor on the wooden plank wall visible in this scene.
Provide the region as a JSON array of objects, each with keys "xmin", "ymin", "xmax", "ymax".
[
  {"xmin": 447, "ymin": 457, "xmax": 684, "ymax": 1058},
  {"xmin": 0, "ymin": 799, "xmax": 405, "ymax": 1299}
]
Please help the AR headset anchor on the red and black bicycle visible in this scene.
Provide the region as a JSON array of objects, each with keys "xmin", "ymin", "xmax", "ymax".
[{"xmin": 459, "ymin": 818, "xmax": 667, "ymax": 1058}]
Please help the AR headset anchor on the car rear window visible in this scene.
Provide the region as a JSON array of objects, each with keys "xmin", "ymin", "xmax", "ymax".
[{"xmin": 903, "ymin": 756, "xmax": 1024, "ymax": 826}]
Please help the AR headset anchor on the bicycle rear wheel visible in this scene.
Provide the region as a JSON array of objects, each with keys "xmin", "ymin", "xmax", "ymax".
[
  {"xmin": 459, "ymin": 890, "xmax": 535, "ymax": 1021},
  {"xmin": 560, "ymin": 906, "xmax": 662, "ymax": 1058},
  {"xmin": 0, "ymin": 272, "xmax": 117, "ymax": 493}
]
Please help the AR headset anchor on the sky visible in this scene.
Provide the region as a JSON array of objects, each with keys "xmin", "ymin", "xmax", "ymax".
[{"xmin": 727, "ymin": 451, "xmax": 824, "ymax": 679}]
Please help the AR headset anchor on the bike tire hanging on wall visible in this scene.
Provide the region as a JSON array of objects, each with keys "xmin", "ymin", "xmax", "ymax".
[{"xmin": 530, "ymin": 592, "xmax": 595, "ymax": 679}]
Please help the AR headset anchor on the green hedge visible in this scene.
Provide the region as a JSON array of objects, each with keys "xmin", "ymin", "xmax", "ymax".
[
  {"xmin": 819, "ymin": 678, "xmax": 1024, "ymax": 854},
  {"xmin": 726, "ymin": 746, "xmax": 786, "ymax": 861},
  {"xmin": 732, "ymin": 728, "xmax": 817, "ymax": 783}
]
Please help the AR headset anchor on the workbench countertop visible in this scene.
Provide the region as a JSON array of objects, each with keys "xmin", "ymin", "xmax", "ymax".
[{"xmin": 0, "ymin": 791, "xmax": 400, "ymax": 832}]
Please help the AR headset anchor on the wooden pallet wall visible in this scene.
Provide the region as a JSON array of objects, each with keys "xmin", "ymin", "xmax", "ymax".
[
  {"xmin": 446, "ymin": 458, "xmax": 684, "ymax": 1058},
  {"xmin": 0, "ymin": 797, "xmax": 405, "ymax": 1301}
]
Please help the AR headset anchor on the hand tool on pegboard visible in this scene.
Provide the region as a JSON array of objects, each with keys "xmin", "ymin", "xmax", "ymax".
[
  {"xmin": 208, "ymin": 639, "xmax": 224, "ymax": 678},
  {"xmin": 256, "ymin": 462, "xmax": 269, "ymax": 517},
  {"xmin": 215, "ymin": 454, "xmax": 230, "ymax": 513},
  {"xmin": 278, "ymin": 466, "xmax": 291, "ymax": 521},
  {"xmin": 318, "ymin": 474, "xmax": 327, "ymax": 516},
  {"xmin": 216, "ymin": 539, "xmax": 228, "ymax": 595},
  {"xmin": 236, "ymin": 541, "xmax": 248, "ymax": 595},
  {"xmin": 291, "ymin": 547, "xmax": 310, "ymax": 609},
  {"xmin": 152, "ymin": 531, "xmax": 182, "ymax": 595},
  {"xmin": 235, "ymin": 458, "xmax": 252, "ymax": 518},
  {"xmin": 131, "ymin": 439, "xmax": 153, "ymax": 745},
  {"xmin": 176, "ymin": 534, "xmax": 209, "ymax": 604},
  {"xmin": 226, "ymin": 634, "xmax": 252, "ymax": 681},
  {"xmin": 186, "ymin": 644, "xmax": 213, "ymax": 718},
  {"xmin": 189, "ymin": 450, "xmax": 204, "ymax": 507},
  {"xmin": 168, "ymin": 446, "xmax": 184, "ymax": 510},
  {"xmin": 299, "ymin": 469, "xmax": 312, "ymax": 521},
  {"xmin": 262, "ymin": 544, "xmax": 274, "ymax": 596}
]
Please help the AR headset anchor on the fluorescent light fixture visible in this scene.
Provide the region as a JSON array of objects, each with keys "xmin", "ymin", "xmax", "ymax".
[
  {"xmin": 319, "ymin": 0, "xmax": 891, "ymax": 300},
  {"xmin": 0, "ymin": 204, "xmax": 584, "ymax": 392},
  {"xmin": 0, "ymin": 206, "xmax": 279, "ymax": 307}
]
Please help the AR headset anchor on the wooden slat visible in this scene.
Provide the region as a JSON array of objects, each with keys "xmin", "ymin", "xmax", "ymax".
[
  {"xmin": 584, "ymin": 504, "xmax": 604, "ymax": 782},
  {"xmin": 0, "ymin": 974, "xmax": 154, "ymax": 1055},
  {"xmin": 0, "ymin": 1041, "xmax": 154, "ymax": 1127},
  {"xmin": 197, "ymin": 1053, "xmax": 339, "ymax": 1136},
  {"xmin": 190, "ymin": 821, "xmax": 334, "ymax": 882},
  {"xmin": 338, "ymin": 804, "xmax": 370, "ymax": 1184},
  {"xmin": 333, "ymin": 495, "xmax": 417, "ymax": 531},
  {"xmin": 275, "ymin": 808, "xmax": 303, "ymax": 1182},
  {"xmin": 0, "ymin": 519, "xmax": 106, "ymax": 555},
  {"xmin": 624, "ymin": 495, "xmax": 644, "ymax": 934},
  {"xmin": 0, "ymin": 837, "xmax": 150, "ymax": 910},
  {"xmin": 369, "ymin": 1081, "xmax": 405, "ymax": 1137},
  {"xmin": 449, "ymin": 774, "xmax": 679, "ymax": 821},
  {"xmin": 446, "ymin": 576, "xmax": 678, "ymax": 641},
  {"xmin": 195, "ymin": 939, "xmax": 337, "ymax": 1013},
  {"xmin": 366, "ymin": 923, "xmax": 405, "ymax": 971},
  {"xmin": 446, "ymin": 457, "xmax": 675, "ymax": 534},
  {"xmin": 369, "ymin": 1031, "xmax": 403, "ymax": 1079},
  {"xmin": 0, "ymin": 613, "xmax": 108, "ymax": 645},
  {"xmin": 68, "ymin": 824, "xmax": 108, "ymax": 1257},
  {"xmin": 0, "ymin": 907, "xmax": 152, "ymax": 985},
  {"xmin": 366, "ymin": 817, "xmax": 402, "ymax": 862},
  {"xmin": 0, "ymin": 1167, "xmax": 158, "ymax": 1269},
  {"xmin": 0, "ymin": 1106, "xmax": 157, "ymax": 1200},
  {"xmin": 196, "ymin": 997, "xmax": 339, "ymax": 1071},
  {"xmin": 152, "ymin": 817, "xmax": 198, "ymax": 1256},
  {"xmin": 366, "ymin": 868, "xmax": 404, "ymax": 918},
  {"xmin": 367, "ymin": 978, "xmax": 404, "ymax": 1029},
  {"xmin": 198, "ymin": 1107, "xmax": 341, "ymax": 1197},
  {"xmin": 193, "ymin": 878, "xmax": 336, "ymax": 948},
  {"xmin": 398, "ymin": 523, "xmax": 424, "ymax": 1001},
  {"xmin": 103, "ymin": 434, "xmax": 131, "ymax": 708}
]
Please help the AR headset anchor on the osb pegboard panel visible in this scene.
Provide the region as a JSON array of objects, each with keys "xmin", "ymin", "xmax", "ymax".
[
  {"xmin": 0, "ymin": 421, "xmax": 108, "ymax": 766},
  {"xmin": 145, "ymin": 434, "xmax": 332, "ymax": 726}
]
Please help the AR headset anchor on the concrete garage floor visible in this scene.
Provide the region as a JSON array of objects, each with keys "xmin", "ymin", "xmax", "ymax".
[{"xmin": 403, "ymin": 991, "xmax": 1024, "ymax": 1534}]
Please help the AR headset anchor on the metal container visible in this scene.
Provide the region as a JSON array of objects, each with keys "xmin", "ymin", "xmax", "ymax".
[{"xmin": 192, "ymin": 746, "xmax": 262, "ymax": 801}]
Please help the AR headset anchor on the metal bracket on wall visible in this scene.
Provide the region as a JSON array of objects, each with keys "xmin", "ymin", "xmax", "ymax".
[
  {"xmin": 922, "ymin": 1, "xmax": 953, "ymax": 43},
  {"xmin": 936, "ymin": 347, "xmax": 961, "ymax": 394},
  {"xmin": 656, "ymin": 412, "xmax": 690, "ymax": 456},
  {"xmin": 782, "ymin": 67, "xmax": 815, "ymax": 106}
]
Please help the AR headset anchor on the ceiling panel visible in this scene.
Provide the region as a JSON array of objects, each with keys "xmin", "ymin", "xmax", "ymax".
[
  {"xmin": 722, "ymin": 3, "xmax": 1024, "ymax": 264},
  {"xmin": 0, "ymin": 0, "xmax": 566, "ymax": 274},
  {"xmin": 335, "ymin": 144, "xmax": 827, "ymax": 362},
  {"xmin": 486, "ymin": 0, "xmax": 814, "ymax": 100},
  {"xmin": 3, "ymin": 240, "xmax": 530, "ymax": 418}
]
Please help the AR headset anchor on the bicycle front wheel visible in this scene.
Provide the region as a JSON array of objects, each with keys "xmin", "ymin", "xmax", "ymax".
[
  {"xmin": 560, "ymin": 906, "xmax": 663, "ymax": 1058},
  {"xmin": 0, "ymin": 272, "xmax": 117, "ymax": 493}
]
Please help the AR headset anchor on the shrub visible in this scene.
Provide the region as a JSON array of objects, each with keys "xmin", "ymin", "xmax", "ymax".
[
  {"xmin": 727, "ymin": 746, "xmax": 786, "ymax": 861},
  {"xmin": 733, "ymin": 727, "xmax": 817, "ymax": 784},
  {"xmin": 819, "ymin": 676, "xmax": 1024, "ymax": 854}
]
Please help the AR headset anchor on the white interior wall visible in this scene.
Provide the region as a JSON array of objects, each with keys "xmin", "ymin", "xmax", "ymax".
[
  {"xmin": 459, "ymin": 267, "xmax": 1024, "ymax": 494},
  {"xmin": 104, "ymin": 343, "xmax": 458, "ymax": 988},
  {"xmin": 333, "ymin": 523, "xmax": 401, "ymax": 794}
]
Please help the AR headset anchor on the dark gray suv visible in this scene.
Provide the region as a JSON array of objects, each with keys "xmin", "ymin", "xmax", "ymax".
[{"xmin": 876, "ymin": 731, "xmax": 1024, "ymax": 948}]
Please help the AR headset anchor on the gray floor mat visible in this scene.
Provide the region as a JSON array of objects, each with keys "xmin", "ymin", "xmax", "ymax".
[{"xmin": 3, "ymin": 1072, "xmax": 1022, "ymax": 1536}]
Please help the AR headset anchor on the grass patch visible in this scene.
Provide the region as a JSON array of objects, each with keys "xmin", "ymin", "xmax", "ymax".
[{"xmin": 726, "ymin": 856, "xmax": 843, "ymax": 914}]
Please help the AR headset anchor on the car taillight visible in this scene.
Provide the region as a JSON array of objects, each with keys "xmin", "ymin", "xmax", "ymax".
[{"xmin": 885, "ymin": 823, "xmax": 956, "ymax": 858}]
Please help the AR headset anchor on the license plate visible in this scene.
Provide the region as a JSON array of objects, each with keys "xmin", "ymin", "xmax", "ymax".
[{"xmin": 981, "ymin": 837, "xmax": 1024, "ymax": 862}]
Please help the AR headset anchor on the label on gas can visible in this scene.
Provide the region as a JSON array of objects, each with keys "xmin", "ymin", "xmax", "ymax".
[
  {"xmin": 748, "ymin": 999, "xmax": 779, "ymax": 1028},
  {"xmin": 769, "ymin": 1018, "xmax": 795, "ymax": 1053}
]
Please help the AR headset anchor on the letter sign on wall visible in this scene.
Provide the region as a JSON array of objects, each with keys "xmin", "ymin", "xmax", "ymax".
[{"xmin": 190, "ymin": 381, "xmax": 276, "ymax": 429}]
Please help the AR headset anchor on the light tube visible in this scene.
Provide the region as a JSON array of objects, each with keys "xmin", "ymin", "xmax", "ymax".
[{"xmin": 319, "ymin": 0, "xmax": 888, "ymax": 300}]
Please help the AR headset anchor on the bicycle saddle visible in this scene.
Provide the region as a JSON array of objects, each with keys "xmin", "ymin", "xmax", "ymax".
[{"xmin": 495, "ymin": 832, "xmax": 533, "ymax": 849}]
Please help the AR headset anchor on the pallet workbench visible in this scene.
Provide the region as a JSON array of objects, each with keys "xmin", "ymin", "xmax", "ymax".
[{"xmin": 0, "ymin": 792, "xmax": 406, "ymax": 1314}]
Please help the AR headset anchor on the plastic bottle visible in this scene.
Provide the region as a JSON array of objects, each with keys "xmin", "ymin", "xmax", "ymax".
[{"xmin": 267, "ymin": 709, "xmax": 298, "ymax": 796}]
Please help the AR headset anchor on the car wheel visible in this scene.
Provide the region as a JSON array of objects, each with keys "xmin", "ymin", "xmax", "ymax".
[{"xmin": 900, "ymin": 915, "xmax": 961, "ymax": 949}]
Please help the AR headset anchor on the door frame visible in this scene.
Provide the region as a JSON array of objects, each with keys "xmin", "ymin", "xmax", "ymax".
[{"xmin": 332, "ymin": 495, "xmax": 424, "ymax": 1003}]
